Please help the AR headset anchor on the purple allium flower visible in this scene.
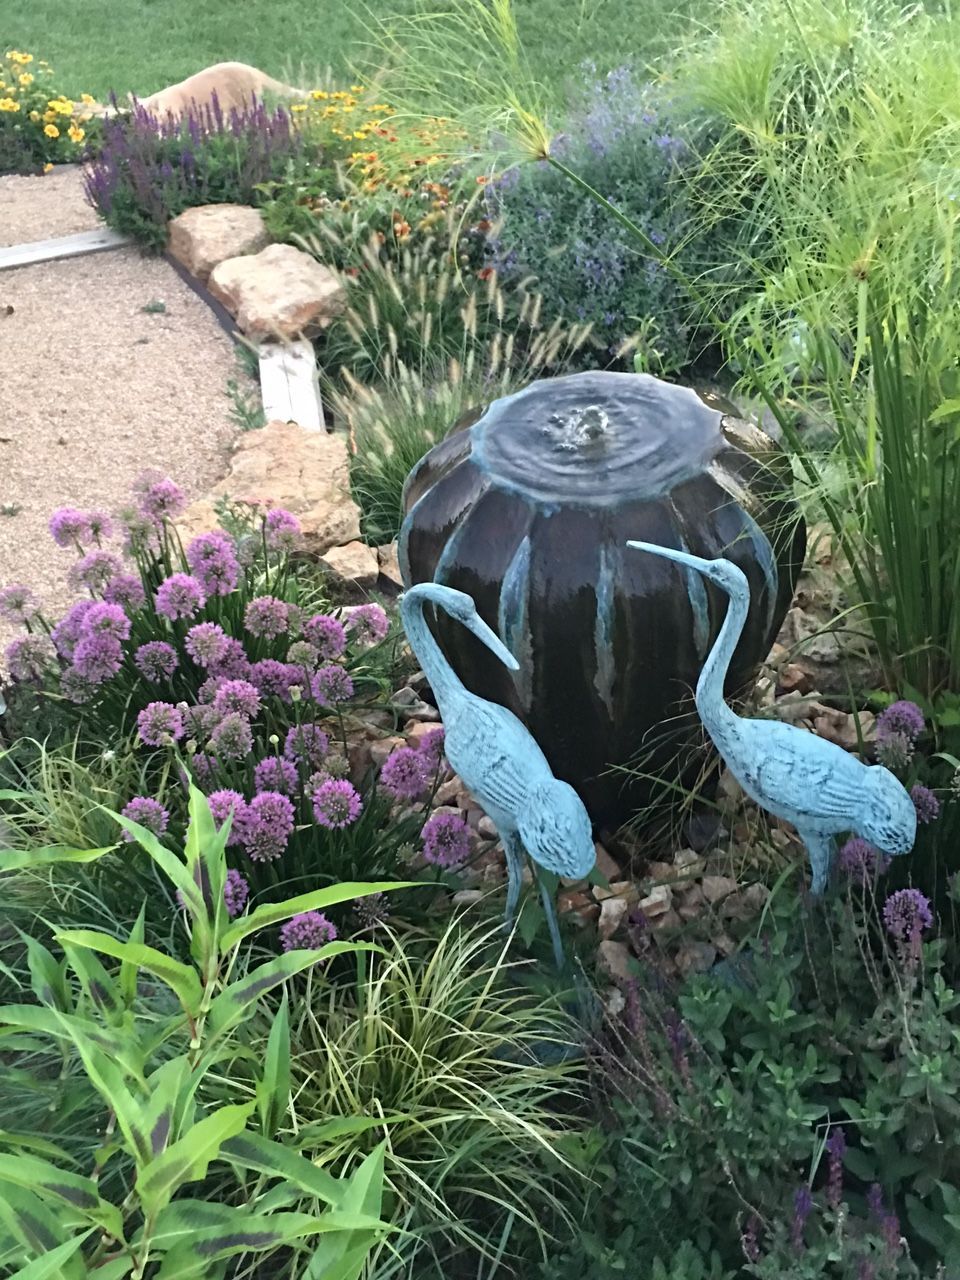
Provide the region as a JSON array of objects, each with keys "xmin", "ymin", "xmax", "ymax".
[
  {"xmin": 0, "ymin": 584, "xmax": 39, "ymax": 624},
  {"xmin": 876, "ymin": 730, "xmax": 914, "ymax": 772},
  {"xmin": 135, "ymin": 640, "xmax": 178, "ymax": 682},
  {"xmin": 184, "ymin": 621, "xmax": 230, "ymax": 668},
  {"xmin": 248, "ymin": 658, "xmax": 297, "ymax": 699},
  {"xmin": 73, "ymin": 632, "xmax": 124, "ymax": 684},
  {"xmin": 264, "ymin": 507, "xmax": 302, "ymax": 551},
  {"xmin": 138, "ymin": 701, "xmax": 185, "ymax": 747},
  {"xmin": 49, "ymin": 507, "xmax": 91, "ymax": 547},
  {"xmin": 120, "ymin": 508, "xmax": 160, "ymax": 556},
  {"xmin": 223, "ymin": 868, "xmax": 250, "ymax": 917},
  {"xmin": 191, "ymin": 751, "xmax": 220, "ymax": 787},
  {"xmin": 353, "ymin": 891, "xmax": 390, "ymax": 930},
  {"xmin": 286, "ymin": 640, "xmax": 319, "ymax": 672},
  {"xmin": 883, "ymin": 888, "xmax": 933, "ymax": 970},
  {"xmin": 212, "ymin": 678, "xmax": 262, "ymax": 720},
  {"xmin": 209, "ymin": 636, "xmax": 250, "ymax": 679},
  {"xmin": 68, "ymin": 551, "xmax": 123, "ymax": 593},
  {"xmin": 103, "ymin": 573, "xmax": 146, "ymax": 611},
  {"xmin": 280, "ymin": 910, "xmax": 338, "ymax": 951},
  {"xmin": 209, "ymin": 711, "xmax": 254, "ymax": 761},
  {"xmin": 61, "ymin": 668, "xmax": 95, "ymax": 703},
  {"xmin": 911, "ymin": 784, "xmax": 940, "ymax": 824},
  {"xmin": 345, "ymin": 602, "xmax": 389, "ymax": 646},
  {"xmin": 311, "ymin": 664, "xmax": 354, "ymax": 705},
  {"xmin": 380, "ymin": 747, "xmax": 428, "ymax": 801},
  {"xmin": 254, "ymin": 755, "xmax": 299, "ymax": 794},
  {"xmin": 877, "ymin": 700, "xmax": 925, "ymax": 743},
  {"xmin": 135, "ymin": 472, "xmax": 186, "ymax": 522},
  {"xmin": 244, "ymin": 790, "xmax": 295, "ymax": 861},
  {"xmin": 207, "ymin": 788, "xmax": 248, "ymax": 844},
  {"xmin": 838, "ymin": 836, "xmax": 889, "ymax": 880},
  {"xmin": 302, "ymin": 614, "xmax": 347, "ymax": 659},
  {"xmin": 421, "ymin": 811, "xmax": 470, "ymax": 867},
  {"xmin": 181, "ymin": 702, "xmax": 217, "ymax": 740},
  {"xmin": 5, "ymin": 634, "xmax": 55, "ymax": 681},
  {"xmin": 155, "ymin": 573, "xmax": 206, "ymax": 621},
  {"xmin": 284, "ymin": 723, "xmax": 330, "ymax": 769},
  {"xmin": 120, "ymin": 796, "xmax": 169, "ymax": 839},
  {"xmin": 198, "ymin": 675, "xmax": 225, "ymax": 703},
  {"xmin": 825, "ymin": 1126, "xmax": 845, "ymax": 1211},
  {"xmin": 244, "ymin": 595, "xmax": 289, "ymax": 639},
  {"xmin": 417, "ymin": 726, "xmax": 446, "ymax": 770},
  {"xmin": 185, "ymin": 530, "xmax": 240, "ymax": 596},
  {"xmin": 791, "ymin": 1185, "xmax": 813, "ymax": 1252},
  {"xmin": 83, "ymin": 601, "xmax": 131, "ymax": 641},
  {"xmin": 51, "ymin": 600, "xmax": 95, "ymax": 660},
  {"xmin": 312, "ymin": 777, "xmax": 363, "ymax": 829},
  {"xmin": 85, "ymin": 510, "xmax": 113, "ymax": 542}
]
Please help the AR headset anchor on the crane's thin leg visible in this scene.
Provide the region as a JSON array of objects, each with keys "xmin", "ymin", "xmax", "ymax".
[
  {"xmin": 502, "ymin": 830, "xmax": 524, "ymax": 932},
  {"xmin": 538, "ymin": 872, "xmax": 567, "ymax": 971},
  {"xmin": 804, "ymin": 832, "xmax": 835, "ymax": 895}
]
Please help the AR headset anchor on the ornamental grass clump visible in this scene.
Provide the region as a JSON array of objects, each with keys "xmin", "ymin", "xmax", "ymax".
[{"xmin": 0, "ymin": 48, "xmax": 98, "ymax": 174}]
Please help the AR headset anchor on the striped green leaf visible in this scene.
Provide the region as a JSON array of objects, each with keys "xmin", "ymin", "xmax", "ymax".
[
  {"xmin": 136, "ymin": 1103, "xmax": 255, "ymax": 1215},
  {"xmin": 0, "ymin": 1153, "xmax": 123, "ymax": 1237},
  {"xmin": 220, "ymin": 881, "xmax": 412, "ymax": 952},
  {"xmin": 207, "ymin": 945, "xmax": 372, "ymax": 1036},
  {"xmin": 57, "ymin": 931, "xmax": 202, "ymax": 1017}
]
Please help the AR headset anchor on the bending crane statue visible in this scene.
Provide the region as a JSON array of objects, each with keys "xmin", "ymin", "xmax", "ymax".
[
  {"xmin": 400, "ymin": 583, "xmax": 596, "ymax": 967},
  {"xmin": 626, "ymin": 543, "xmax": 917, "ymax": 892}
]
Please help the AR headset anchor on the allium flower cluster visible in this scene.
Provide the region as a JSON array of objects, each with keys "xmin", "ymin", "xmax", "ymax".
[
  {"xmin": 345, "ymin": 602, "xmax": 389, "ymax": 646},
  {"xmin": 68, "ymin": 550, "xmax": 122, "ymax": 593},
  {"xmin": 83, "ymin": 601, "xmax": 131, "ymax": 641},
  {"xmin": 249, "ymin": 658, "xmax": 297, "ymax": 699},
  {"xmin": 135, "ymin": 472, "xmax": 186, "ymax": 522},
  {"xmin": 135, "ymin": 640, "xmax": 178, "ymax": 681},
  {"xmin": 285, "ymin": 723, "xmax": 330, "ymax": 769},
  {"xmin": 155, "ymin": 573, "xmax": 205, "ymax": 621},
  {"xmin": 883, "ymin": 887, "xmax": 933, "ymax": 970},
  {"xmin": 312, "ymin": 777, "xmax": 363, "ymax": 829},
  {"xmin": 244, "ymin": 790, "xmax": 295, "ymax": 861},
  {"xmin": 303, "ymin": 614, "xmax": 346, "ymax": 659},
  {"xmin": 191, "ymin": 752, "xmax": 220, "ymax": 787},
  {"xmin": 103, "ymin": 574, "xmax": 146, "ymax": 610},
  {"xmin": 380, "ymin": 747, "xmax": 428, "ymax": 801},
  {"xmin": 254, "ymin": 755, "xmax": 299, "ymax": 795},
  {"xmin": 85, "ymin": 511, "xmax": 113, "ymax": 542},
  {"xmin": 209, "ymin": 711, "xmax": 254, "ymax": 761},
  {"xmin": 51, "ymin": 600, "xmax": 95, "ymax": 660},
  {"xmin": 207, "ymin": 789, "xmax": 249, "ymax": 845},
  {"xmin": 838, "ymin": 837, "xmax": 889, "ymax": 881},
  {"xmin": 5, "ymin": 634, "xmax": 55, "ymax": 681},
  {"xmin": 421, "ymin": 811, "xmax": 470, "ymax": 867},
  {"xmin": 286, "ymin": 640, "xmax": 319, "ymax": 673},
  {"xmin": 280, "ymin": 910, "xmax": 338, "ymax": 951},
  {"xmin": 185, "ymin": 621, "xmax": 230, "ymax": 668},
  {"xmin": 137, "ymin": 701, "xmax": 185, "ymax": 747},
  {"xmin": 311, "ymin": 664, "xmax": 354, "ymax": 704},
  {"xmin": 180, "ymin": 703, "xmax": 216, "ymax": 740},
  {"xmin": 223, "ymin": 868, "xmax": 250, "ymax": 918},
  {"xmin": 264, "ymin": 507, "xmax": 302, "ymax": 551},
  {"xmin": 210, "ymin": 637, "xmax": 251, "ymax": 680},
  {"xmin": 185, "ymin": 530, "xmax": 240, "ymax": 596},
  {"xmin": 0, "ymin": 584, "xmax": 39, "ymax": 625},
  {"xmin": 876, "ymin": 700, "xmax": 925, "ymax": 772},
  {"xmin": 910, "ymin": 783, "xmax": 940, "ymax": 824},
  {"xmin": 73, "ymin": 632, "xmax": 124, "ymax": 683},
  {"xmin": 49, "ymin": 506, "xmax": 92, "ymax": 548},
  {"xmin": 245, "ymin": 595, "xmax": 289, "ymax": 639},
  {"xmin": 212, "ymin": 678, "xmax": 261, "ymax": 720},
  {"xmin": 120, "ymin": 796, "xmax": 169, "ymax": 839},
  {"xmin": 417, "ymin": 727, "xmax": 446, "ymax": 770}
]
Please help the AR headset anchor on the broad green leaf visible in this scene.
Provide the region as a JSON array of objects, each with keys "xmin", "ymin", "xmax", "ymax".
[
  {"xmin": 0, "ymin": 1006, "xmax": 144, "ymax": 1080},
  {"xmin": 105, "ymin": 811, "xmax": 204, "ymax": 918},
  {"xmin": 140, "ymin": 1056, "xmax": 198, "ymax": 1159},
  {"xmin": 0, "ymin": 1185, "xmax": 80, "ymax": 1276},
  {"xmin": 0, "ymin": 1133, "xmax": 76, "ymax": 1163},
  {"xmin": 221, "ymin": 1132, "xmax": 345, "ymax": 1205},
  {"xmin": 57, "ymin": 931, "xmax": 202, "ymax": 1017},
  {"xmin": 0, "ymin": 845, "xmax": 116, "ymax": 873},
  {"xmin": 136, "ymin": 1103, "xmax": 255, "ymax": 1215},
  {"xmin": 305, "ymin": 1238, "xmax": 380, "ymax": 1280},
  {"xmin": 148, "ymin": 1199, "xmax": 378, "ymax": 1255},
  {"xmin": 120, "ymin": 907, "xmax": 146, "ymax": 1008},
  {"xmin": 307, "ymin": 1143, "xmax": 387, "ymax": 1277},
  {"xmin": 48, "ymin": 1023, "xmax": 152, "ymax": 1165},
  {"xmin": 207, "ymin": 945, "xmax": 372, "ymax": 1036},
  {"xmin": 1, "ymin": 1232, "xmax": 91, "ymax": 1280},
  {"xmin": 0, "ymin": 1153, "xmax": 124, "ymax": 1237},
  {"xmin": 83, "ymin": 1258, "xmax": 132, "ymax": 1280},
  {"xmin": 220, "ymin": 881, "xmax": 413, "ymax": 951},
  {"xmin": 184, "ymin": 783, "xmax": 227, "ymax": 931},
  {"xmin": 257, "ymin": 990, "xmax": 290, "ymax": 1137},
  {"xmin": 17, "ymin": 933, "xmax": 69, "ymax": 1012},
  {"xmin": 59, "ymin": 939, "xmax": 123, "ymax": 1024}
]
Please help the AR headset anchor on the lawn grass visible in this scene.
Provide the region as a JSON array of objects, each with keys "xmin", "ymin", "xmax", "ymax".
[{"xmin": 4, "ymin": 0, "xmax": 698, "ymax": 100}]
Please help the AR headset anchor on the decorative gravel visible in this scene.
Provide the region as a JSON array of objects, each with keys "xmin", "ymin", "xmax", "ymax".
[{"xmin": 0, "ymin": 166, "xmax": 101, "ymax": 247}]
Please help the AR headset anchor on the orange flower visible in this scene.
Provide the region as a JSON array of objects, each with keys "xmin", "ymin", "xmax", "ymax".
[
  {"xmin": 476, "ymin": 267, "xmax": 495, "ymax": 280},
  {"xmin": 475, "ymin": 175, "xmax": 489, "ymax": 185}
]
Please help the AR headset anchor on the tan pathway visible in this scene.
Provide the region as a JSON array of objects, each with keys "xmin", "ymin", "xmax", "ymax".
[{"xmin": 0, "ymin": 168, "xmax": 239, "ymax": 650}]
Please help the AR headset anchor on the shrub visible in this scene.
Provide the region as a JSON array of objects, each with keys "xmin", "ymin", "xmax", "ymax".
[{"xmin": 0, "ymin": 48, "xmax": 97, "ymax": 174}]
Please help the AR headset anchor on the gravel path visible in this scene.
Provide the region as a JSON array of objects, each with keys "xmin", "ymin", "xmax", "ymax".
[
  {"xmin": 0, "ymin": 167, "xmax": 101, "ymax": 247},
  {"xmin": 0, "ymin": 178, "xmax": 240, "ymax": 653}
]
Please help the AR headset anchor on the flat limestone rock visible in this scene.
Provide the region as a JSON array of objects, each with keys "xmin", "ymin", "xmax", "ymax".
[
  {"xmin": 168, "ymin": 204, "xmax": 270, "ymax": 282},
  {"xmin": 321, "ymin": 540, "xmax": 379, "ymax": 588},
  {"xmin": 208, "ymin": 243, "xmax": 344, "ymax": 339},
  {"xmin": 178, "ymin": 419, "xmax": 360, "ymax": 555}
]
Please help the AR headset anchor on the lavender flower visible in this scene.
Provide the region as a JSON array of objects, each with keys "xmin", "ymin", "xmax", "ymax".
[
  {"xmin": 264, "ymin": 507, "xmax": 302, "ymax": 551},
  {"xmin": 245, "ymin": 595, "xmax": 289, "ymax": 639},
  {"xmin": 345, "ymin": 602, "xmax": 389, "ymax": 646},
  {"xmin": 244, "ymin": 790, "xmax": 295, "ymax": 861},
  {"xmin": 911, "ymin": 784, "xmax": 940, "ymax": 824},
  {"xmin": 825, "ymin": 1126, "xmax": 845, "ymax": 1210},
  {"xmin": 120, "ymin": 796, "xmax": 169, "ymax": 839},
  {"xmin": 0, "ymin": 584, "xmax": 39, "ymax": 624},
  {"xmin": 209, "ymin": 637, "xmax": 251, "ymax": 679},
  {"xmin": 881, "ymin": 1214, "xmax": 902, "ymax": 1261},
  {"xmin": 311, "ymin": 664, "xmax": 354, "ymax": 705},
  {"xmin": 380, "ymin": 747, "xmax": 428, "ymax": 801},
  {"xmin": 185, "ymin": 530, "xmax": 240, "ymax": 596},
  {"xmin": 69, "ymin": 551, "xmax": 122, "ymax": 593},
  {"xmin": 138, "ymin": 701, "xmax": 185, "ymax": 747},
  {"xmin": 155, "ymin": 573, "xmax": 205, "ymax": 621},
  {"xmin": 135, "ymin": 640, "xmax": 178, "ymax": 681},
  {"xmin": 876, "ymin": 700, "xmax": 925, "ymax": 743},
  {"xmin": 5, "ymin": 634, "xmax": 55, "ymax": 681},
  {"xmin": 135, "ymin": 472, "xmax": 185, "ymax": 522},
  {"xmin": 49, "ymin": 507, "xmax": 91, "ymax": 547},
  {"xmin": 209, "ymin": 711, "xmax": 254, "ymax": 761},
  {"xmin": 103, "ymin": 574, "xmax": 146, "ymax": 611},
  {"xmin": 791, "ymin": 1185, "xmax": 813, "ymax": 1252},
  {"xmin": 280, "ymin": 910, "xmax": 338, "ymax": 951},
  {"xmin": 73, "ymin": 632, "xmax": 124, "ymax": 684},
  {"xmin": 285, "ymin": 723, "xmax": 330, "ymax": 769},
  {"xmin": 883, "ymin": 888, "xmax": 933, "ymax": 970},
  {"xmin": 302, "ymin": 614, "xmax": 347, "ymax": 659},
  {"xmin": 254, "ymin": 755, "xmax": 299, "ymax": 794},
  {"xmin": 249, "ymin": 658, "xmax": 298, "ymax": 699},
  {"xmin": 51, "ymin": 600, "xmax": 95, "ymax": 660},
  {"xmin": 212, "ymin": 678, "xmax": 262, "ymax": 720},
  {"xmin": 421, "ymin": 811, "xmax": 470, "ymax": 867},
  {"xmin": 223, "ymin": 868, "xmax": 250, "ymax": 917},
  {"xmin": 312, "ymin": 777, "xmax": 363, "ymax": 828},
  {"xmin": 83, "ymin": 601, "xmax": 131, "ymax": 641},
  {"xmin": 866, "ymin": 1184, "xmax": 886, "ymax": 1222},
  {"xmin": 838, "ymin": 837, "xmax": 890, "ymax": 880},
  {"xmin": 207, "ymin": 789, "xmax": 248, "ymax": 845},
  {"xmin": 184, "ymin": 621, "xmax": 230, "ymax": 668}
]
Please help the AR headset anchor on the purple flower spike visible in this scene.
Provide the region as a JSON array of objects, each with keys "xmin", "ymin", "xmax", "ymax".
[
  {"xmin": 790, "ymin": 1184, "xmax": 813, "ymax": 1252},
  {"xmin": 280, "ymin": 910, "xmax": 338, "ymax": 951},
  {"xmin": 883, "ymin": 887, "xmax": 933, "ymax": 970},
  {"xmin": 825, "ymin": 1126, "xmax": 845, "ymax": 1211},
  {"xmin": 223, "ymin": 868, "xmax": 250, "ymax": 917},
  {"xmin": 138, "ymin": 701, "xmax": 185, "ymax": 747},
  {"xmin": 312, "ymin": 778, "xmax": 363, "ymax": 829},
  {"xmin": 155, "ymin": 573, "xmax": 206, "ymax": 621},
  {"xmin": 421, "ymin": 811, "xmax": 471, "ymax": 867},
  {"xmin": 380, "ymin": 747, "xmax": 428, "ymax": 801},
  {"xmin": 910, "ymin": 784, "xmax": 940, "ymax": 824},
  {"xmin": 121, "ymin": 796, "xmax": 169, "ymax": 839}
]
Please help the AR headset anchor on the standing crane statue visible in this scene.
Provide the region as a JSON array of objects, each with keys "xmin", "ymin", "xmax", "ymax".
[
  {"xmin": 626, "ymin": 543, "xmax": 917, "ymax": 892},
  {"xmin": 400, "ymin": 582, "xmax": 596, "ymax": 968}
]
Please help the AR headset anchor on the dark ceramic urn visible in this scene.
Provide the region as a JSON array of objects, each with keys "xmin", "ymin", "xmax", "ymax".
[{"xmin": 399, "ymin": 371, "xmax": 805, "ymax": 830}]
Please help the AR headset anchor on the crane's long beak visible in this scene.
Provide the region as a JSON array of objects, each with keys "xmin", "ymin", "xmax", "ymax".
[
  {"xmin": 626, "ymin": 540, "xmax": 713, "ymax": 575},
  {"xmin": 464, "ymin": 610, "xmax": 521, "ymax": 672}
]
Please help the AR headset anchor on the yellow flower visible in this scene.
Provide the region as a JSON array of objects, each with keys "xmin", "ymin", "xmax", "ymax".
[
  {"xmin": 67, "ymin": 124, "xmax": 84, "ymax": 143},
  {"xmin": 43, "ymin": 162, "xmax": 53, "ymax": 173},
  {"xmin": 290, "ymin": 102, "xmax": 307, "ymax": 113},
  {"xmin": 29, "ymin": 109, "xmax": 39, "ymax": 121},
  {"xmin": 44, "ymin": 123, "xmax": 59, "ymax": 138},
  {"xmin": 0, "ymin": 96, "xmax": 19, "ymax": 112},
  {"xmin": 80, "ymin": 92, "xmax": 95, "ymax": 104},
  {"xmin": 310, "ymin": 89, "xmax": 328, "ymax": 100},
  {"xmin": 19, "ymin": 72, "xmax": 33, "ymax": 86},
  {"xmin": 43, "ymin": 110, "xmax": 56, "ymax": 123},
  {"xmin": 21, "ymin": 52, "xmax": 33, "ymax": 64}
]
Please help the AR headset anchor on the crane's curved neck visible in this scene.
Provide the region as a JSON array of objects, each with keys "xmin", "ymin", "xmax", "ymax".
[
  {"xmin": 696, "ymin": 579, "xmax": 749, "ymax": 738},
  {"xmin": 400, "ymin": 589, "xmax": 464, "ymax": 715}
]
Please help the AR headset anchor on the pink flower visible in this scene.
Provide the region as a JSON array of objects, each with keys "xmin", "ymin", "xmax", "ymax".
[
  {"xmin": 312, "ymin": 778, "xmax": 362, "ymax": 829},
  {"xmin": 155, "ymin": 573, "xmax": 205, "ymax": 621},
  {"xmin": 137, "ymin": 701, "xmax": 185, "ymax": 747},
  {"xmin": 280, "ymin": 911, "xmax": 337, "ymax": 951}
]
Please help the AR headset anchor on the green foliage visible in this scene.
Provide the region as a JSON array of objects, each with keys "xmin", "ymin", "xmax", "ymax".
[
  {"xmin": 0, "ymin": 49, "xmax": 97, "ymax": 175},
  {"xmin": 0, "ymin": 785, "xmax": 401, "ymax": 1276}
]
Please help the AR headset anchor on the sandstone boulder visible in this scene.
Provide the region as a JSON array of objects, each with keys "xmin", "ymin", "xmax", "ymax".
[
  {"xmin": 209, "ymin": 244, "xmax": 344, "ymax": 339},
  {"xmin": 320, "ymin": 540, "xmax": 379, "ymax": 589},
  {"xmin": 177, "ymin": 419, "xmax": 361, "ymax": 555},
  {"xmin": 168, "ymin": 204, "xmax": 270, "ymax": 282}
]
